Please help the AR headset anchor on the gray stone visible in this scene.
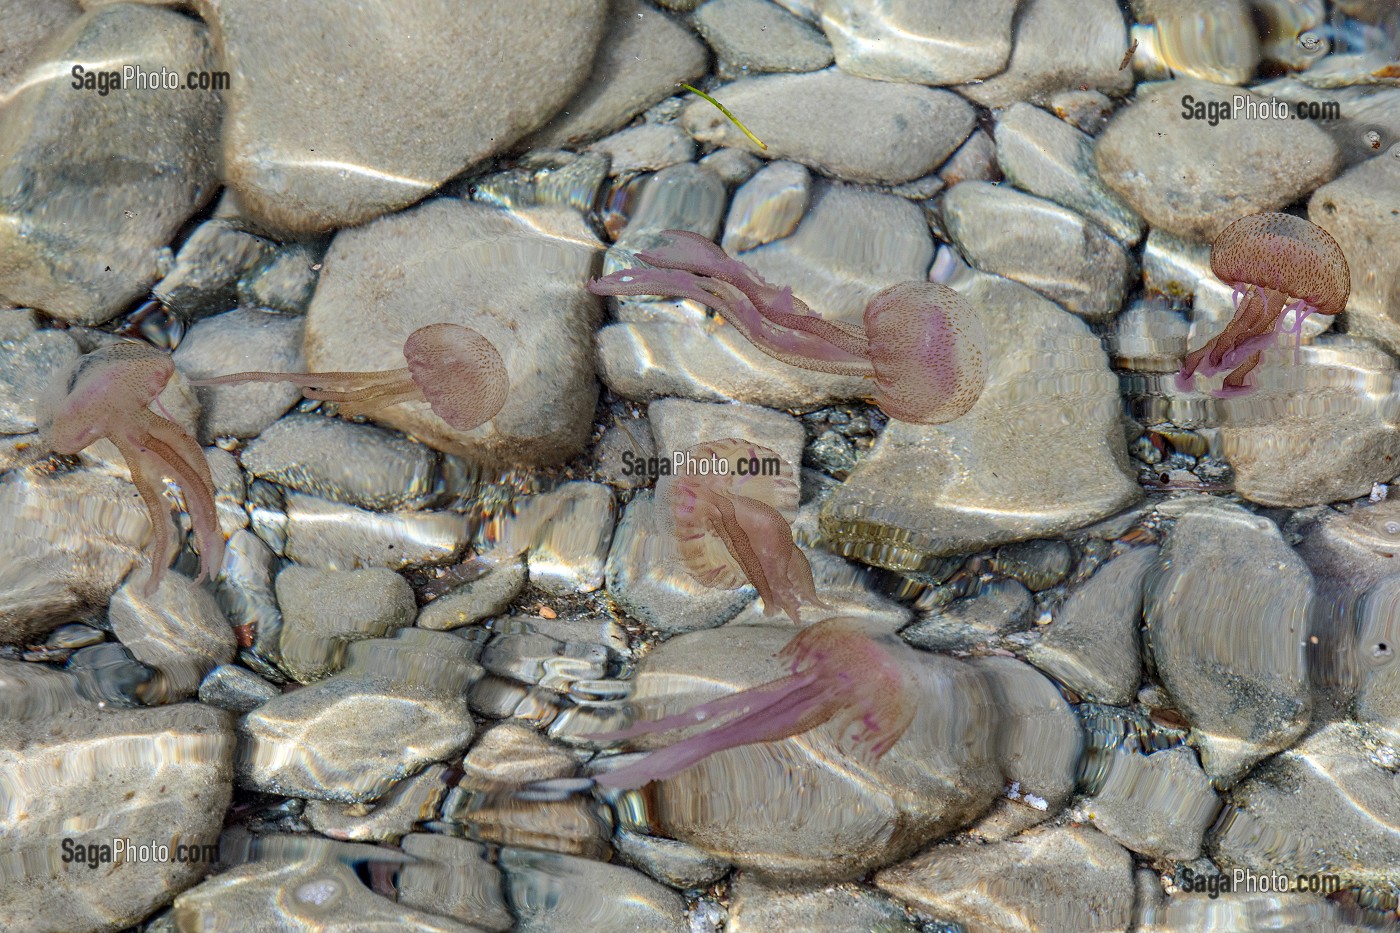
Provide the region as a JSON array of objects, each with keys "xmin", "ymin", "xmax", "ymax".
[
  {"xmin": 1087, "ymin": 745, "xmax": 1220, "ymax": 861},
  {"xmin": 694, "ymin": 0, "xmax": 833, "ymax": 75},
  {"xmin": 304, "ymin": 763, "xmax": 452, "ymax": 845},
  {"xmin": 1216, "ymin": 338, "xmax": 1400, "ymax": 507},
  {"xmin": 194, "ymin": 0, "xmax": 604, "ymax": 233},
  {"xmin": 965, "ymin": 656, "xmax": 1082, "ymax": 841},
  {"xmin": 821, "ymin": 0, "xmax": 1016, "ymax": 86},
  {"xmin": 1110, "ymin": 299, "xmax": 1190, "ymax": 373},
  {"xmin": 903, "ymin": 579, "xmax": 1032, "ymax": 651},
  {"xmin": 1144, "ymin": 500, "xmax": 1312, "ymax": 786},
  {"xmin": 0, "ymin": 4, "xmax": 220, "ymax": 323},
  {"xmin": 996, "ymin": 103, "xmax": 1145, "ymax": 245},
  {"xmin": 302, "ymin": 198, "xmax": 602, "ymax": 466},
  {"xmin": 282, "ymin": 492, "xmax": 467, "ymax": 570},
  {"xmin": 722, "ymin": 160, "xmax": 811, "ymax": 254},
  {"xmin": 957, "ymin": 0, "xmax": 1133, "ymax": 108},
  {"xmin": 681, "ymin": 69, "xmax": 975, "ymax": 185},
  {"xmin": 274, "ymin": 565, "xmax": 416, "ymax": 683},
  {"xmin": 237, "ymin": 629, "xmax": 479, "ymax": 803},
  {"xmin": 728, "ymin": 873, "xmax": 917, "ymax": 933},
  {"xmin": 198, "ymin": 663, "xmax": 279, "ymax": 713},
  {"xmin": 614, "ymin": 829, "xmax": 730, "ymax": 891},
  {"xmin": 821, "ymin": 270, "xmax": 1140, "ymax": 567},
  {"xmin": 153, "ymin": 220, "xmax": 274, "ymax": 318},
  {"xmin": 0, "ymin": 329, "xmax": 80, "ymax": 434},
  {"xmin": 108, "ymin": 570, "xmax": 236, "ymax": 702},
  {"xmin": 1130, "ymin": 0, "xmax": 1259, "ymax": 85},
  {"xmin": 236, "ymin": 242, "xmax": 321, "ymax": 315},
  {"xmin": 417, "ymin": 557, "xmax": 526, "ymax": 630},
  {"xmin": 587, "ymin": 123, "xmax": 696, "ymax": 175},
  {"xmin": 942, "ymin": 181, "xmax": 1135, "ymax": 321},
  {"xmin": 1028, "ymin": 546, "xmax": 1154, "ymax": 705},
  {"xmin": 0, "ymin": 701, "xmax": 233, "ymax": 933},
  {"xmin": 936, "ymin": 128, "xmax": 999, "ymax": 188},
  {"xmin": 612, "ymin": 623, "xmax": 1001, "ymax": 882},
  {"xmin": 1309, "ymin": 151, "xmax": 1400, "ymax": 357},
  {"xmin": 240, "ymin": 413, "xmax": 439, "ymax": 511},
  {"xmin": 876, "ymin": 825, "xmax": 1136, "ymax": 933},
  {"xmin": 1211, "ymin": 721, "xmax": 1400, "ymax": 899},
  {"xmin": 172, "ymin": 307, "xmax": 304, "ymax": 442},
  {"xmin": 992, "ymin": 538, "xmax": 1073, "ymax": 592},
  {"xmin": 1095, "ymin": 78, "xmax": 1341, "ymax": 241},
  {"xmin": 0, "ymin": 0, "xmax": 82, "ymax": 100},
  {"xmin": 524, "ymin": 482, "xmax": 616, "ymax": 596},
  {"xmin": 527, "ymin": 0, "xmax": 705, "ymax": 148},
  {"xmin": 499, "ymin": 848, "xmax": 689, "ymax": 933},
  {"xmin": 398, "ymin": 834, "xmax": 512, "ymax": 932}
]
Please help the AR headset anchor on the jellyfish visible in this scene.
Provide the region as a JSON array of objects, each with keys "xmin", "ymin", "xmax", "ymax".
[
  {"xmin": 588, "ymin": 231, "xmax": 986, "ymax": 423},
  {"xmin": 657, "ymin": 438, "xmax": 826, "ymax": 623},
  {"xmin": 38, "ymin": 341, "xmax": 223, "ymax": 594},
  {"xmin": 588, "ymin": 616, "xmax": 918, "ymax": 790},
  {"xmin": 193, "ymin": 323, "xmax": 508, "ymax": 430},
  {"xmin": 1176, "ymin": 212, "xmax": 1350, "ymax": 397}
]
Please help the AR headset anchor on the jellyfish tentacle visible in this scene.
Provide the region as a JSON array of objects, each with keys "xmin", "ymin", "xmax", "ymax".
[
  {"xmin": 135, "ymin": 425, "xmax": 223, "ymax": 584},
  {"xmin": 111, "ymin": 435, "xmax": 179, "ymax": 595}
]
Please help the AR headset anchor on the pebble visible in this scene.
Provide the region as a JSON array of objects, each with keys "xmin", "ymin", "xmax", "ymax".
[
  {"xmin": 202, "ymin": 0, "xmax": 604, "ymax": 233},
  {"xmin": 153, "ymin": 220, "xmax": 275, "ymax": 319},
  {"xmin": 587, "ymin": 123, "xmax": 696, "ymax": 175},
  {"xmin": 274, "ymin": 565, "xmax": 416, "ymax": 683},
  {"xmin": 237, "ymin": 629, "xmax": 479, "ymax": 803},
  {"xmin": 304, "ymin": 763, "xmax": 452, "ymax": 844},
  {"xmin": 956, "ymin": 0, "xmax": 1134, "ymax": 109},
  {"xmin": 302, "ymin": 198, "xmax": 602, "ymax": 466},
  {"xmin": 172, "ymin": 307, "xmax": 305, "ymax": 442},
  {"xmin": 0, "ymin": 4, "xmax": 219, "ymax": 323},
  {"xmin": 992, "ymin": 538, "xmax": 1073, "ymax": 591},
  {"xmin": 0, "ymin": 0, "xmax": 82, "ymax": 100},
  {"xmin": 722, "ymin": 161, "xmax": 811, "ymax": 254},
  {"xmin": 214, "ymin": 528, "xmax": 282, "ymax": 665},
  {"xmin": 1048, "ymin": 88, "xmax": 1117, "ymax": 135},
  {"xmin": 527, "ymin": 0, "xmax": 706, "ymax": 149},
  {"xmin": 1309, "ymin": 148, "xmax": 1400, "ymax": 355},
  {"xmin": 965, "ymin": 656, "xmax": 1082, "ymax": 841},
  {"xmin": 240, "ymin": 413, "xmax": 439, "ymax": 511},
  {"xmin": 0, "ymin": 329, "xmax": 81, "ymax": 434},
  {"xmin": 820, "ymin": 270, "xmax": 1140, "ymax": 566},
  {"xmin": 1129, "ymin": 0, "xmax": 1260, "ymax": 85},
  {"xmin": 1095, "ymin": 78, "xmax": 1341, "ymax": 241},
  {"xmin": 694, "ymin": 0, "xmax": 833, "ymax": 76},
  {"xmin": 237, "ymin": 243, "xmax": 322, "ymax": 316},
  {"xmin": 0, "ymin": 700, "xmax": 233, "ymax": 932},
  {"xmin": 875, "ymin": 825, "xmax": 1136, "ymax": 933},
  {"xmin": 1144, "ymin": 500, "xmax": 1313, "ymax": 786},
  {"xmin": 1110, "ymin": 299, "xmax": 1190, "ymax": 373},
  {"xmin": 282, "ymin": 492, "xmax": 467, "ymax": 571},
  {"xmin": 996, "ymin": 103, "xmax": 1146, "ymax": 246},
  {"xmin": 1028, "ymin": 546, "xmax": 1154, "ymax": 705},
  {"xmin": 680, "ymin": 69, "xmax": 975, "ymax": 186},
  {"xmin": 613, "ymin": 829, "xmax": 731, "ymax": 891},
  {"xmin": 397, "ymin": 834, "xmax": 514, "ymax": 932},
  {"xmin": 0, "ymin": 469, "xmax": 150, "ymax": 644},
  {"xmin": 937, "ymin": 129, "xmax": 1000, "ymax": 188},
  {"xmin": 607, "ymin": 623, "xmax": 1001, "ymax": 882},
  {"xmin": 595, "ymin": 415, "xmax": 658, "ymax": 490},
  {"xmin": 903, "ymin": 578, "xmax": 1033, "ymax": 650},
  {"xmin": 1140, "ymin": 891, "xmax": 1368, "ymax": 933},
  {"xmin": 1212, "ymin": 721, "xmax": 1400, "ymax": 902},
  {"xmin": 472, "ymin": 150, "xmax": 612, "ymax": 216},
  {"xmin": 942, "ymin": 181, "xmax": 1136, "ymax": 321},
  {"xmin": 108, "ymin": 570, "xmax": 236, "ymax": 702},
  {"xmin": 727, "ymin": 873, "xmax": 918, "ymax": 933},
  {"xmin": 198, "ymin": 663, "xmax": 280, "ymax": 713},
  {"xmin": 417, "ymin": 557, "xmax": 527, "ymax": 631},
  {"xmin": 822, "ymin": 0, "xmax": 1016, "ymax": 85},
  {"xmin": 521, "ymin": 482, "xmax": 616, "ymax": 596},
  {"xmin": 1260, "ymin": 79, "xmax": 1400, "ymax": 168},
  {"xmin": 499, "ymin": 847, "xmax": 689, "ymax": 933},
  {"xmin": 1085, "ymin": 746, "xmax": 1221, "ymax": 860}
]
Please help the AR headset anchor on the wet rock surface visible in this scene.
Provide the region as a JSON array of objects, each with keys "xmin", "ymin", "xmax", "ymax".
[{"xmin": 0, "ymin": 4, "xmax": 221, "ymax": 323}]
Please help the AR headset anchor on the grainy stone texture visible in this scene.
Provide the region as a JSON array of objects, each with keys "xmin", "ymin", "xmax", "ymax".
[
  {"xmin": 1144, "ymin": 500, "xmax": 1312, "ymax": 787},
  {"xmin": 303, "ymin": 198, "xmax": 602, "ymax": 466},
  {"xmin": 0, "ymin": 0, "xmax": 83, "ymax": 100},
  {"xmin": 695, "ymin": 0, "xmax": 833, "ymax": 75},
  {"xmin": 821, "ymin": 0, "xmax": 1017, "ymax": 86},
  {"xmin": 193, "ymin": 0, "xmax": 605, "ymax": 233},
  {"xmin": 821, "ymin": 270, "xmax": 1140, "ymax": 566},
  {"xmin": 526, "ymin": 0, "xmax": 705, "ymax": 148},
  {"xmin": 0, "ymin": 4, "xmax": 221, "ymax": 322},
  {"xmin": 172, "ymin": 307, "xmax": 304, "ymax": 442},
  {"xmin": 942, "ymin": 181, "xmax": 1136, "ymax": 321},
  {"xmin": 274, "ymin": 565, "xmax": 416, "ymax": 683},
  {"xmin": 108, "ymin": 570, "xmax": 236, "ymax": 702},
  {"xmin": 1096, "ymin": 79, "xmax": 1341, "ymax": 241},
  {"xmin": 1086, "ymin": 746, "xmax": 1220, "ymax": 860},
  {"xmin": 681, "ymin": 69, "xmax": 975, "ymax": 185},
  {"xmin": 876, "ymin": 825, "xmax": 1136, "ymax": 933}
]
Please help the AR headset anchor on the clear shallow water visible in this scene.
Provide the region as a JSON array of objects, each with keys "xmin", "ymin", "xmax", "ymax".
[{"xmin": 1, "ymin": 1, "xmax": 1399, "ymax": 931}]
